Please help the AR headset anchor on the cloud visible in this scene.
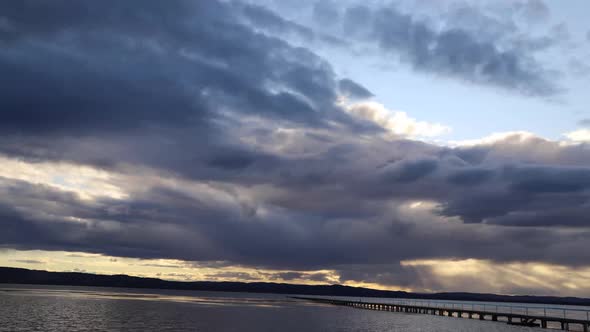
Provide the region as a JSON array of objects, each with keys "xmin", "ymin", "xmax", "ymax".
[
  {"xmin": 565, "ymin": 129, "xmax": 590, "ymax": 142},
  {"xmin": 10, "ymin": 259, "xmax": 44, "ymax": 264},
  {"xmin": 326, "ymin": 2, "xmax": 560, "ymax": 96},
  {"xmin": 338, "ymin": 79, "xmax": 374, "ymax": 99},
  {"xmin": 312, "ymin": 1, "xmax": 340, "ymax": 28},
  {"xmin": 205, "ymin": 271, "xmax": 260, "ymax": 281},
  {"xmin": 0, "ymin": 0, "xmax": 589, "ymax": 296},
  {"xmin": 450, "ymin": 131, "xmax": 537, "ymax": 146},
  {"xmin": 245, "ymin": 0, "xmax": 561, "ymax": 97},
  {"xmin": 447, "ymin": 168, "xmax": 494, "ymax": 186},
  {"xmin": 0, "ymin": 0, "xmax": 365, "ymax": 141},
  {"xmin": 343, "ymin": 101, "xmax": 451, "ymax": 138},
  {"xmin": 401, "ymin": 259, "xmax": 590, "ymax": 297},
  {"xmin": 568, "ymin": 58, "xmax": 590, "ymax": 77},
  {"xmin": 3, "ymin": 130, "xmax": 590, "ymax": 271},
  {"xmin": 374, "ymin": 17, "xmax": 555, "ymax": 95},
  {"xmin": 517, "ymin": 0, "xmax": 551, "ymax": 24}
]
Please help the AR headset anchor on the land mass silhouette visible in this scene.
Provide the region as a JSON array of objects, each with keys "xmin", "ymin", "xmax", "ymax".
[{"xmin": 1, "ymin": 266, "xmax": 589, "ymax": 307}]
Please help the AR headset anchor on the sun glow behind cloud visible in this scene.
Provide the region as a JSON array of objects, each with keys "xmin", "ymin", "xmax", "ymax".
[
  {"xmin": 0, "ymin": 249, "xmax": 341, "ymax": 285},
  {"xmin": 401, "ymin": 259, "xmax": 590, "ymax": 296},
  {"xmin": 4, "ymin": 249, "xmax": 590, "ymax": 297},
  {"xmin": 0, "ymin": 156, "xmax": 128, "ymax": 200}
]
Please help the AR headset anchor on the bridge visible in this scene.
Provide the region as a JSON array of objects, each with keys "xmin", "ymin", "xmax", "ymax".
[{"xmin": 291, "ymin": 296, "xmax": 590, "ymax": 331}]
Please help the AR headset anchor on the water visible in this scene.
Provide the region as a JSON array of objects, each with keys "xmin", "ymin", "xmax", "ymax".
[{"xmin": 0, "ymin": 284, "xmax": 559, "ymax": 331}]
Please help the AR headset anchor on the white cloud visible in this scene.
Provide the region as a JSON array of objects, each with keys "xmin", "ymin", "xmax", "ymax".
[
  {"xmin": 342, "ymin": 101, "xmax": 451, "ymax": 138},
  {"xmin": 564, "ymin": 129, "xmax": 590, "ymax": 142},
  {"xmin": 0, "ymin": 155, "xmax": 128, "ymax": 200},
  {"xmin": 449, "ymin": 131, "xmax": 538, "ymax": 147}
]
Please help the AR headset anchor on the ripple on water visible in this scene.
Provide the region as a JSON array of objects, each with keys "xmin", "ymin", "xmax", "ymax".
[{"xmin": 0, "ymin": 286, "xmax": 546, "ymax": 332}]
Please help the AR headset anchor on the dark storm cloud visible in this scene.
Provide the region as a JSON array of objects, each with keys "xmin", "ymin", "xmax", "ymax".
[
  {"xmin": 447, "ymin": 168, "xmax": 494, "ymax": 186},
  {"xmin": 0, "ymin": 0, "xmax": 364, "ymax": 139},
  {"xmin": 1, "ymin": 0, "xmax": 589, "ymax": 291},
  {"xmin": 0, "ymin": 0, "xmax": 378, "ymax": 179},
  {"xmin": 505, "ymin": 165, "xmax": 590, "ymax": 193},
  {"xmin": 382, "ymin": 158, "xmax": 439, "ymax": 183},
  {"xmin": 3, "ymin": 172, "xmax": 590, "ymax": 271},
  {"xmin": 488, "ymin": 206, "xmax": 590, "ymax": 227}
]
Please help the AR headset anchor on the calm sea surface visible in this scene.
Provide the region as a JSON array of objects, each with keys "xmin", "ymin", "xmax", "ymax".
[{"xmin": 0, "ymin": 284, "xmax": 575, "ymax": 331}]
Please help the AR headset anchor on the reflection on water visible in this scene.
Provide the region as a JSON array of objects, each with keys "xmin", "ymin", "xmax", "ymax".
[{"xmin": 0, "ymin": 284, "xmax": 547, "ymax": 331}]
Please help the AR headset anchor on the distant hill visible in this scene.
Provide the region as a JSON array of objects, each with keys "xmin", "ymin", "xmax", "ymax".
[{"xmin": 1, "ymin": 266, "xmax": 589, "ymax": 306}]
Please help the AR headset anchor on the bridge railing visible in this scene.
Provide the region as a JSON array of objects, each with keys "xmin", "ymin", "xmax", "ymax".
[{"xmin": 310, "ymin": 296, "xmax": 590, "ymax": 321}]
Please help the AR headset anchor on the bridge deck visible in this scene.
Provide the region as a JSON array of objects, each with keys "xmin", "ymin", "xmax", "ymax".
[{"xmin": 291, "ymin": 297, "xmax": 590, "ymax": 331}]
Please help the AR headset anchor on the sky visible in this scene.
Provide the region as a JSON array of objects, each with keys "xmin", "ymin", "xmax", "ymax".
[{"xmin": 1, "ymin": 0, "xmax": 590, "ymax": 297}]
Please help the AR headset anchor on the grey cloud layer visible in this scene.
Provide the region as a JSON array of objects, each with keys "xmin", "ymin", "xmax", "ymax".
[
  {"xmin": 351, "ymin": 7, "xmax": 555, "ymax": 95},
  {"xmin": 1, "ymin": 0, "xmax": 589, "ymax": 289},
  {"xmin": 261, "ymin": 0, "xmax": 561, "ymax": 96}
]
